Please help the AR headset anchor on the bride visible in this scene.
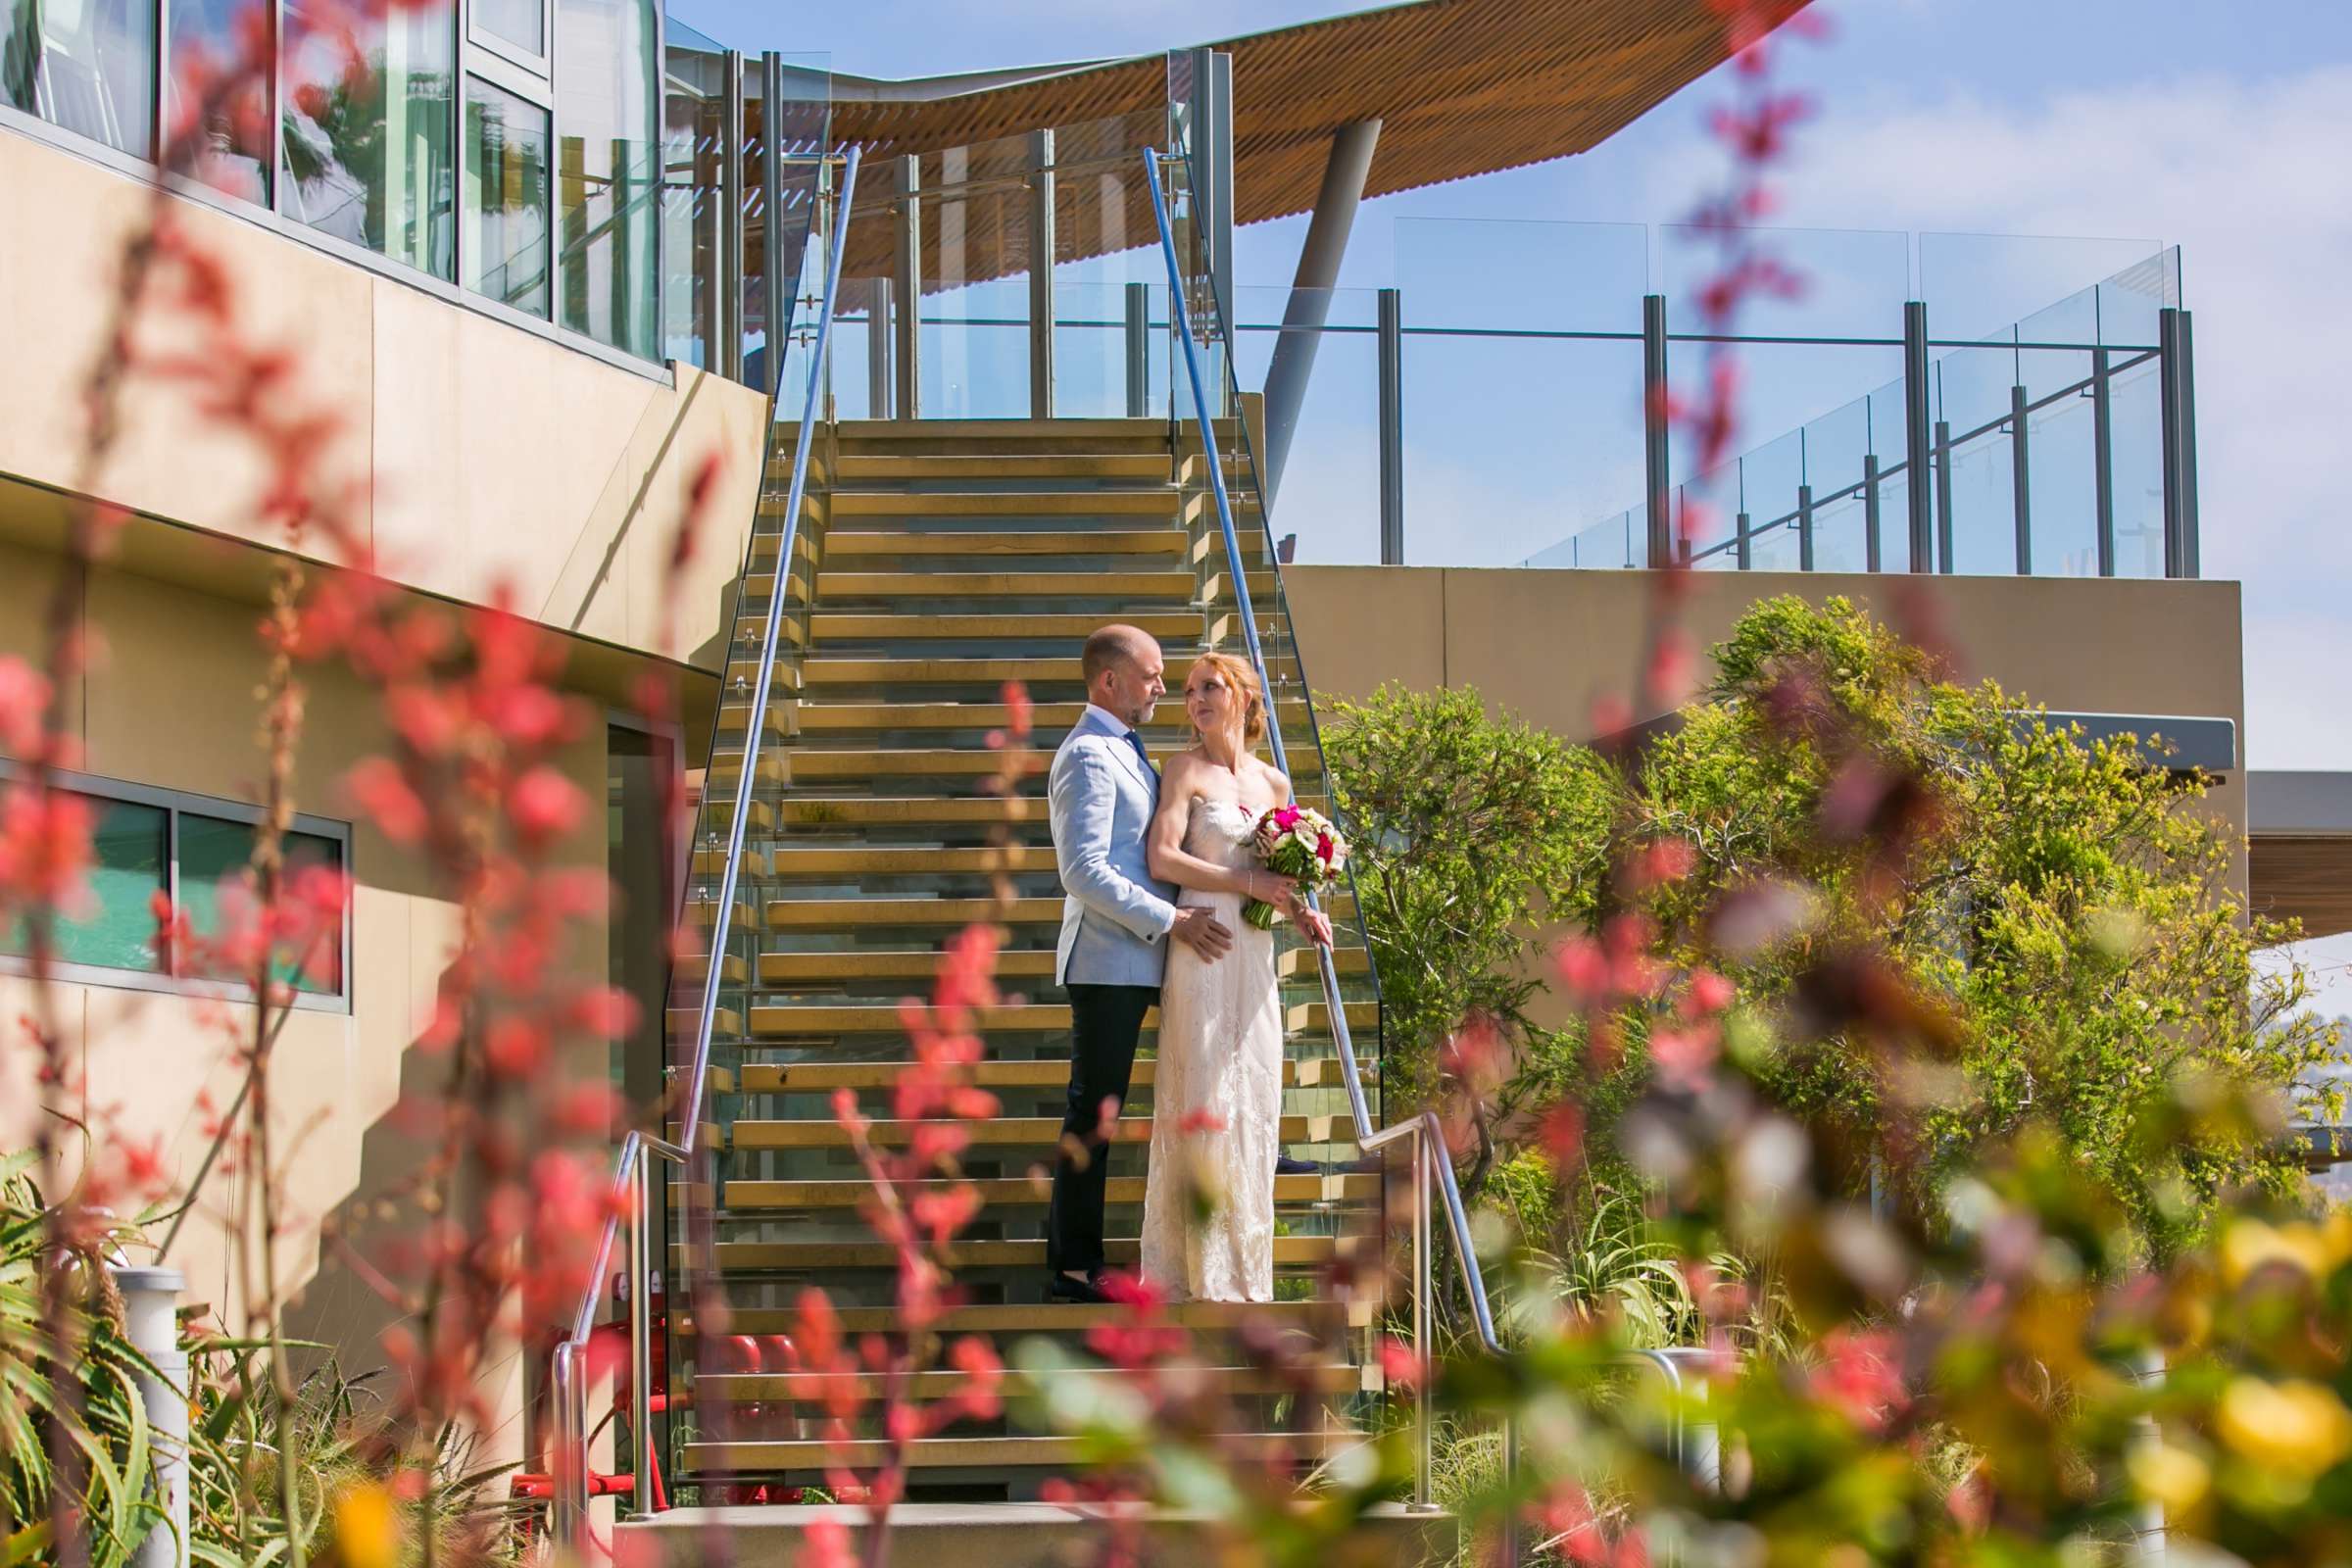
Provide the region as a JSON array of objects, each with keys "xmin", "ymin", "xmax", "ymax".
[{"xmin": 1138, "ymin": 652, "xmax": 1334, "ymax": 1302}]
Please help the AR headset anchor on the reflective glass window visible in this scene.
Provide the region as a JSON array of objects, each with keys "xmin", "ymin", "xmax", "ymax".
[
  {"xmin": 165, "ymin": 0, "xmax": 270, "ymax": 203},
  {"xmin": 0, "ymin": 0, "xmax": 156, "ymax": 156},
  {"xmin": 280, "ymin": 0, "xmax": 457, "ymax": 278},
  {"xmin": 0, "ymin": 794, "xmax": 166, "ymax": 973},
  {"xmin": 556, "ymin": 0, "xmax": 657, "ymax": 357},
  {"xmin": 179, "ymin": 814, "xmax": 345, "ymax": 995},
  {"xmin": 471, "ymin": 0, "xmax": 542, "ymax": 60},
  {"xmin": 463, "ymin": 74, "xmax": 549, "ymax": 316}
]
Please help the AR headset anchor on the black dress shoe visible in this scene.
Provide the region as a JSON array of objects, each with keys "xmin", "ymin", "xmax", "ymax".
[
  {"xmin": 1274, "ymin": 1153, "xmax": 1322, "ymax": 1177},
  {"xmin": 1049, "ymin": 1271, "xmax": 1110, "ymax": 1304}
]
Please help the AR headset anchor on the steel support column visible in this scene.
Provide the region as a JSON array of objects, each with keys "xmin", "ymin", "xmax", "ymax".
[
  {"xmin": 1797, "ymin": 483, "xmax": 1815, "ymax": 571},
  {"xmin": 2092, "ymin": 344, "xmax": 2116, "ymax": 577},
  {"xmin": 1123, "ymin": 282, "xmax": 1150, "ymax": 416},
  {"xmin": 760, "ymin": 53, "xmax": 783, "ymax": 395},
  {"xmin": 1736, "ymin": 511, "xmax": 1753, "ymax": 570},
  {"xmin": 2160, "ymin": 308, "xmax": 2200, "ymax": 578},
  {"xmin": 1028, "ymin": 129, "xmax": 1056, "ymax": 418},
  {"xmin": 894, "ymin": 155, "xmax": 922, "ymax": 419},
  {"xmin": 1935, "ymin": 417, "xmax": 1955, "ymax": 573},
  {"xmin": 866, "ymin": 278, "xmax": 894, "ymax": 416},
  {"xmin": 720, "ymin": 51, "xmax": 745, "ymax": 384},
  {"xmin": 2010, "ymin": 383, "xmax": 2032, "ymax": 573},
  {"xmin": 1643, "ymin": 293, "xmax": 1672, "ymax": 566},
  {"xmin": 1259, "ymin": 120, "xmax": 1381, "ymax": 500},
  {"xmin": 1863, "ymin": 454, "xmax": 1883, "ymax": 572},
  {"xmin": 1903, "ymin": 301, "xmax": 1933, "ymax": 572},
  {"xmin": 1378, "ymin": 286, "xmax": 1404, "ymax": 564}
]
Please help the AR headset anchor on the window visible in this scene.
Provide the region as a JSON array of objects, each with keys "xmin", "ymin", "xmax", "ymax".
[
  {"xmin": 165, "ymin": 0, "xmax": 270, "ymax": 203},
  {"xmin": 555, "ymin": 0, "xmax": 657, "ymax": 357},
  {"xmin": 279, "ymin": 0, "xmax": 458, "ymax": 278},
  {"xmin": 0, "ymin": 0, "xmax": 156, "ymax": 157},
  {"xmin": 463, "ymin": 74, "xmax": 550, "ymax": 317},
  {"xmin": 0, "ymin": 770, "xmax": 351, "ymax": 1007}
]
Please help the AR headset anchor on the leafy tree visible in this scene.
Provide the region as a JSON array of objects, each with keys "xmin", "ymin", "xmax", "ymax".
[
  {"xmin": 1319, "ymin": 684, "xmax": 1618, "ymax": 1196},
  {"xmin": 1325, "ymin": 597, "xmax": 2342, "ymax": 1259}
]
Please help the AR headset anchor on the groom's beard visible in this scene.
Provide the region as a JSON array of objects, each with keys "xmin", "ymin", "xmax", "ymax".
[{"xmin": 1125, "ymin": 694, "xmax": 1159, "ymax": 727}]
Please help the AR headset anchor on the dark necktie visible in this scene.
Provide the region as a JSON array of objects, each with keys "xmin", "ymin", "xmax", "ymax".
[{"xmin": 1122, "ymin": 728, "xmax": 1158, "ymax": 782}]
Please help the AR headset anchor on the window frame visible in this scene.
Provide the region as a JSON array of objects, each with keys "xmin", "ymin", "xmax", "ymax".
[{"xmin": 0, "ymin": 763, "xmax": 355, "ymax": 1014}]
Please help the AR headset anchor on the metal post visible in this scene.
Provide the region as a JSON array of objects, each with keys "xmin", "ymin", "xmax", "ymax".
[
  {"xmin": 116, "ymin": 1268, "xmax": 188, "ymax": 1568},
  {"xmin": 1863, "ymin": 454, "xmax": 1883, "ymax": 572},
  {"xmin": 2160, "ymin": 308, "xmax": 2200, "ymax": 578},
  {"xmin": 1204, "ymin": 51, "xmax": 1236, "ymax": 326},
  {"xmin": 1797, "ymin": 483, "xmax": 1815, "ymax": 571},
  {"xmin": 719, "ymin": 51, "xmax": 744, "ymax": 384},
  {"xmin": 1412, "ymin": 1137, "xmax": 1434, "ymax": 1511},
  {"xmin": 1902, "ymin": 301, "xmax": 1933, "ymax": 572},
  {"xmin": 2092, "ymin": 344, "xmax": 2116, "ymax": 577},
  {"xmin": 628, "ymin": 1157, "xmax": 656, "ymax": 1519},
  {"xmin": 1028, "ymin": 128, "xmax": 1056, "ymax": 419},
  {"xmin": 894, "ymin": 154, "xmax": 922, "ymax": 419},
  {"xmin": 1736, "ymin": 511, "xmax": 1752, "ymax": 570},
  {"xmin": 1260, "ymin": 121, "xmax": 1382, "ymax": 498},
  {"xmin": 1934, "ymin": 418, "xmax": 1954, "ymax": 574},
  {"xmin": 1643, "ymin": 293, "xmax": 1672, "ymax": 566},
  {"xmin": 1378, "ymin": 286, "xmax": 1404, "ymax": 565},
  {"xmin": 2010, "ymin": 382, "xmax": 2032, "ymax": 574},
  {"xmin": 866, "ymin": 277, "xmax": 894, "ymax": 417},
  {"xmin": 760, "ymin": 53, "xmax": 783, "ymax": 396},
  {"xmin": 1123, "ymin": 281, "xmax": 1150, "ymax": 416}
]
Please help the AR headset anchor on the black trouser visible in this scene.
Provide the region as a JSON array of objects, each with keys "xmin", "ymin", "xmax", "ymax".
[{"xmin": 1046, "ymin": 982, "xmax": 1158, "ymax": 1277}]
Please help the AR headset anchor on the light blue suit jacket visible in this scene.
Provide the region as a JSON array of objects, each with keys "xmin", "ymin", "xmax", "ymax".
[{"xmin": 1049, "ymin": 707, "xmax": 1179, "ymax": 988}]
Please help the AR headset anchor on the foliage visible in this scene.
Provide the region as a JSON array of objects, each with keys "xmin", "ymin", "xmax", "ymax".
[
  {"xmin": 184, "ymin": 1346, "xmax": 524, "ymax": 1568},
  {"xmin": 1636, "ymin": 595, "xmax": 2340, "ymax": 1249},
  {"xmin": 1328, "ymin": 599, "xmax": 2341, "ymax": 1258},
  {"xmin": 0, "ymin": 1163, "xmax": 165, "ymax": 1568},
  {"xmin": 1320, "ymin": 683, "xmax": 1619, "ymax": 1187}
]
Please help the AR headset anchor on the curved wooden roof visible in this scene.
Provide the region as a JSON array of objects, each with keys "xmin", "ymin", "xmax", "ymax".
[{"xmin": 817, "ymin": 0, "xmax": 1810, "ymax": 283}]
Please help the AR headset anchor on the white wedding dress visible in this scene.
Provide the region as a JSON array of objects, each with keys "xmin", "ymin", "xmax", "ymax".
[{"xmin": 1140, "ymin": 798, "xmax": 1283, "ymax": 1303}]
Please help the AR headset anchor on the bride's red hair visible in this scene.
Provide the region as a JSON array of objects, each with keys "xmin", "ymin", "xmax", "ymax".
[{"xmin": 1186, "ymin": 651, "xmax": 1267, "ymax": 747}]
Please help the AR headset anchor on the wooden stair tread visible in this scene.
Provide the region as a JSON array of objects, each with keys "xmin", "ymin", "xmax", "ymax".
[
  {"xmin": 829, "ymin": 490, "xmax": 1176, "ymax": 517},
  {"xmin": 743, "ymin": 1001, "xmax": 1374, "ymax": 1037},
  {"xmin": 822, "ymin": 529, "xmax": 1190, "ymax": 558},
  {"xmin": 750, "ymin": 947, "xmax": 1367, "ymax": 982},
  {"xmin": 732, "ymin": 1058, "xmax": 1368, "ymax": 1094},
  {"xmin": 714, "ymin": 1113, "xmax": 1342, "ymax": 1149},
  {"xmin": 809, "ymin": 612, "xmax": 1206, "ymax": 640},
  {"xmin": 683, "ymin": 1430, "xmax": 1366, "ymax": 1473},
  {"xmin": 693, "ymin": 1299, "xmax": 1352, "ymax": 1337},
  {"xmin": 760, "ymin": 896, "xmax": 1352, "ymax": 928},
  {"xmin": 703, "ymin": 1234, "xmax": 1351, "ymax": 1270},
  {"xmin": 696, "ymin": 1362, "xmax": 1371, "ymax": 1401},
  {"xmin": 716, "ymin": 1171, "xmax": 1379, "ymax": 1209},
  {"xmin": 813, "ymin": 569, "xmax": 1202, "ymax": 598}
]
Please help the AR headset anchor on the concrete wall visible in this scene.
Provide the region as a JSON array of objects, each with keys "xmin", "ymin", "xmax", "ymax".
[
  {"xmin": 0, "ymin": 540, "xmax": 612, "ymax": 1467},
  {"xmin": 1286, "ymin": 564, "xmax": 2250, "ymax": 856},
  {"xmin": 0, "ymin": 127, "xmax": 769, "ymax": 667}
]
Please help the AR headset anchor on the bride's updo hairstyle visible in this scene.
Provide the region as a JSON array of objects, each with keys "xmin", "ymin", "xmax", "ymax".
[{"xmin": 1187, "ymin": 651, "xmax": 1268, "ymax": 749}]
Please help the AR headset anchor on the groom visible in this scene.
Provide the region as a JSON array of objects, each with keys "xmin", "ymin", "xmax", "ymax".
[{"xmin": 1043, "ymin": 624, "xmax": 1233, "ymax": 1303}]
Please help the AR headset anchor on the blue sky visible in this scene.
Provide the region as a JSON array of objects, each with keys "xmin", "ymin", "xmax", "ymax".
[{"xmin": 680, "ymin": 0, "xmax": 2352, "ymax": 988}]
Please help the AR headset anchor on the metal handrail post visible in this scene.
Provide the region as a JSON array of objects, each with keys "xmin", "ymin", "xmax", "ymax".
[
  {"xmin": 1412, "ymin": 1134, "xmax": 1434, "ymax": 1510},
  {"xmin": 549, "ymin": 145, "xmax": 863, "ymax": 1558},
  {"xmin": 627, "ymin": 1153, "xmax": 656, "ymax": 1519}
]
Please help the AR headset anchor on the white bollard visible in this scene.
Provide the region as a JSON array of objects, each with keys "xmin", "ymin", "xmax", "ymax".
[{"xmin": 111, "ymin": 1267, "xmax": 189, "ymax": 1568}]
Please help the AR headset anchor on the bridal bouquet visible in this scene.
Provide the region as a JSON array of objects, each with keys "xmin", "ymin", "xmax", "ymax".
[{"xmin": 1242, "ymin": 804, "xmax": 1348, "ymax": 930}]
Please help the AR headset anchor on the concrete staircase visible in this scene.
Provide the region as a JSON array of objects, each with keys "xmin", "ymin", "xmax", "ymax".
[{"xmin": 651, "ymin": 417, "xmax": 1406, "ymax": 1527}]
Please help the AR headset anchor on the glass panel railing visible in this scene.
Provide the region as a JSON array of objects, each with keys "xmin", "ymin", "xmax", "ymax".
[
  {"xmin": 655, "ymin": 147, "xmax": 846, "ymax": 1495},
  {"xmin": 1153, "ymin": 145, "xmax": 1383, "ymax": 1142},
  {"xmin": 833, "ymin": 107, "xmax": 1168, "ymax": 419}
]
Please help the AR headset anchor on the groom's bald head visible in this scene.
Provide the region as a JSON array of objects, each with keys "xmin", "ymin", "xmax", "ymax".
[{"xmin": 1083, "ymin": 624, "xmax": 1166, "ymax": 726}]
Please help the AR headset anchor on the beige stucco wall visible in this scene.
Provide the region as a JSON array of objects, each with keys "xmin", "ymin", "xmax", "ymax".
[
  {"xmin": 0, "ymin": 539, "xmax": 612, "ymax": 1468},
  {"xmin": 1286, "ymin": 564, "xmax": 2250, "ymax": 857},
  {"xmin": 0, "ymin": 127, "xmax": 768, "ymax": 668}
]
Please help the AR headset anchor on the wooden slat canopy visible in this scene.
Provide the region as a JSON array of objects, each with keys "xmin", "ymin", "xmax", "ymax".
[{"xmin": 813, "ymin": 0, "xmax": 1810, "ymax": 289}]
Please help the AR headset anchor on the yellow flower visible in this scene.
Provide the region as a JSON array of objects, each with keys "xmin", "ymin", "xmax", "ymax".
[
  {"xmin": 2220, "ymin": 1219, "xmax": 2345, "ymax": 1286},
  {"xmin": 332, "ymin": 1479, "xmax": 402, "ymax": 1568},
  {"xmin": 2217, "ymin": 1378, "xmax": 2352, "ymax": 1479},
  {"xmin": 2127, "ymin": 1440, "xmax": 2210, "ymax": 1516}
]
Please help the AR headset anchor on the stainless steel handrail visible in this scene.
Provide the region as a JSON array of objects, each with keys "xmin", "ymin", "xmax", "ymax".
[
  {"xmin": 547, "ymin": 142, "xmax": 862, "ymax": 1556},
  {"xmin": 1143, "ymin": 148, "xmax": 1516, "ymax": 1546}
]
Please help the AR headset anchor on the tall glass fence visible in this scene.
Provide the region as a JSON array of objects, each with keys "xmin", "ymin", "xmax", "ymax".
[
  {"xmin": 822, "ymin": 105, "xmax": 1169, "ymax": 420},
  {"xmin": 1239, "ymin": 220, "xmax": 2193, "ymax": 581}
]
